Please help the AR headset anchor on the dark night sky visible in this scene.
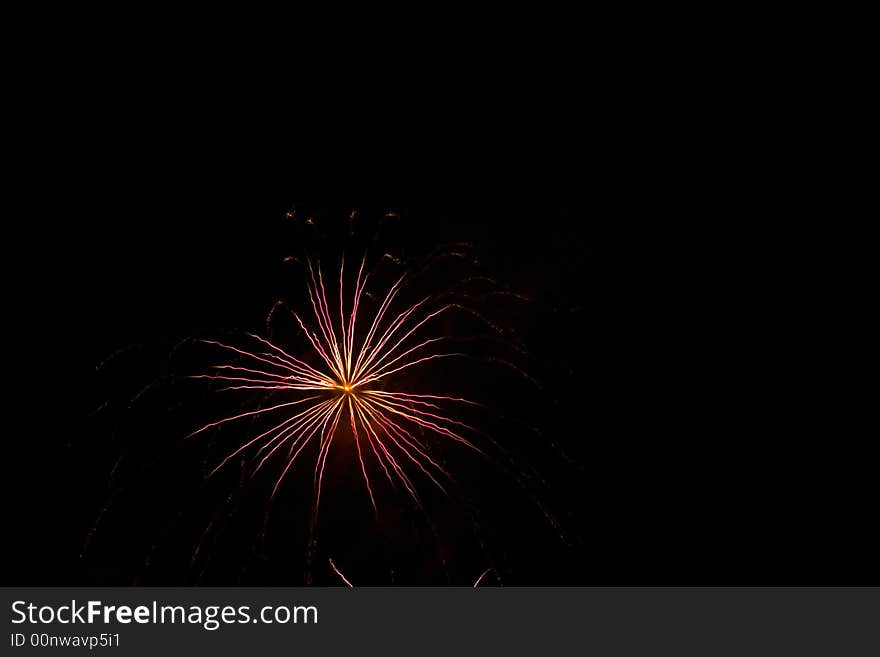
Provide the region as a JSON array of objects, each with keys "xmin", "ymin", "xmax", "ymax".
[{"xmin": 5, "ymin": 76, "xmax": 874, "ymax": 586}]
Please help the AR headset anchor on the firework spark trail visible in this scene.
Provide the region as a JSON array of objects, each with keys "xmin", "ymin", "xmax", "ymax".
[
  {"xmin": 328, "ymin": 560, "xmax": 491, "ymax": 588},
  {"xmin": 473, "ymin": 567, "xmax": 495, "ymax": 588},
  {"xmin": 329, "ymin": 558, "xmax": 353, "ymax": 587},
  {"xmin": 191, "ymin": 256, "xmax": 482, "ymax": 514}
]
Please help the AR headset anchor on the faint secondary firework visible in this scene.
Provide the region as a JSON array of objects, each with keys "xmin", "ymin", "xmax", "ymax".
[{"xmin": 189, "ymin": 256, "xmax": 484, "ymax": 517}]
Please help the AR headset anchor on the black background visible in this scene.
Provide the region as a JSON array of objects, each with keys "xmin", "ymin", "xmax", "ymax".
[{"xmin": 5, "ymin": 62, "xmax": 874, "ymax": 586}]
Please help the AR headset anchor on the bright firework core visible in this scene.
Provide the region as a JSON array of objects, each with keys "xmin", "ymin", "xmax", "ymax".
[{"xmin": 190, "ymin": 256, "xmax": 479, "ymax": 514}]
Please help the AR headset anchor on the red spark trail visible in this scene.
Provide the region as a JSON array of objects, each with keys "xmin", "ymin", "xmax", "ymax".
[
  {"xmin": 191, "ymin": 256, "xmax": 482, "ymax": 516},
  {"xmin": 329, "ymin": 558, "xmax": 353, "ymax": 587},
  {"xmin": 473, "ymin": 567, "xmax": 495, "ymax": 588}
]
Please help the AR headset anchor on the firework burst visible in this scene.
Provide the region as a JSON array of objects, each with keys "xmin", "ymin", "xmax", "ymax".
[{"xmin": 189, "ymin": 256, "xmax": 482, "ymax": 516}]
